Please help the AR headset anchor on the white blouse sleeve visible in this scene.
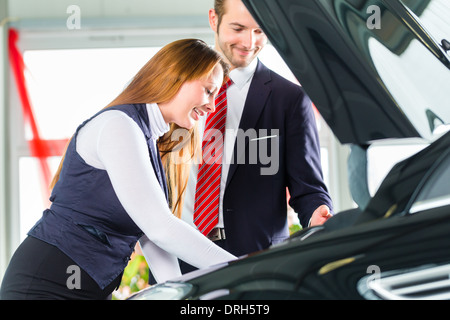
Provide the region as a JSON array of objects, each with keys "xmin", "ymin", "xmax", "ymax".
[
  {"xmin": 76, "ymin": 111, "xmax": 236, "ymax": 283},
  {"xmin": 138, "ymin": 235, "xmax": 182, "ymax": 283}
]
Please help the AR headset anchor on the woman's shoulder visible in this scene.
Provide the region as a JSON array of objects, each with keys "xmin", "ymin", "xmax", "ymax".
[{"xmin": 78, "ymin": 109, "xmax": 141, "ymax": 142}]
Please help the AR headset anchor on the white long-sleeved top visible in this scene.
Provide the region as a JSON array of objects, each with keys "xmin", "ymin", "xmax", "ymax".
[{"xmin": 76, "ymin": 103, "xmax": 236, "ymax": 283}]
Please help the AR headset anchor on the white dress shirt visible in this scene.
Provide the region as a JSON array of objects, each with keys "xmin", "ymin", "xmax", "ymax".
[{"xmin": 182, "ymin": 58, "xmax": 258, "ymax": 229}]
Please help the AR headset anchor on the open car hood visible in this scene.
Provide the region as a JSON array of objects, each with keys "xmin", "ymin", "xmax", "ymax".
[{"xmin": 243, "ymin": 0, "xmax": 450, "ymax": 144}]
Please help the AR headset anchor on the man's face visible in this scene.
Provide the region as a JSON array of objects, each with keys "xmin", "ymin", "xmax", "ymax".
[{"xmin": 209, "ymin": 0, "xmax": 268, "ymax": 69}]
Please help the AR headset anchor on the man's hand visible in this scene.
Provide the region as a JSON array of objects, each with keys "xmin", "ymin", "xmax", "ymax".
[{"xmin": 310, "ymin": 205, "xmax": 332, "ymax": 227}]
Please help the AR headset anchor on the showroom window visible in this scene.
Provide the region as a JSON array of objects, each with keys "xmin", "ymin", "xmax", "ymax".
[{"xmin": 16, "ymin": 46, "xmax": 162, "ymax": 239}]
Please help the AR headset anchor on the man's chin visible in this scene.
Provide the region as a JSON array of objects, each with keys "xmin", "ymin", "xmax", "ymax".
[{"xmin": 231, "ymin": 57, "xmax": 254, "ymax": 69}]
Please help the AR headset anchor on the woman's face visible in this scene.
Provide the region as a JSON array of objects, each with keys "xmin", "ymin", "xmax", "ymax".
[{"xmin": 159, "ymin": 64, "xmax": 224, "ymax": 130}]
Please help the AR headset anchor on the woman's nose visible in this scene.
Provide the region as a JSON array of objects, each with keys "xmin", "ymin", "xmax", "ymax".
[
  {"xmin": 208, "ymin": 96, "xmax": 217, "ymax": 113},
  {"xmin": 207, "ymin": 103, "xmax": 216, "ymax": 113}
]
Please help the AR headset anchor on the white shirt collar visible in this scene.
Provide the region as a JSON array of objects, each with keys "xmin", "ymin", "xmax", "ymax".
[
  {"xmin": 228, "ymin": 58, "xmax": 258, "ymax": 90},
  {"xmin": 146, "ymin": 103, "xmax": 170, "ymax": 140}
]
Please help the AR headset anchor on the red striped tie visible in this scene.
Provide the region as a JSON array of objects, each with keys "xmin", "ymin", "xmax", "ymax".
[{"xmin": 194, "ymin": 78, "xmax": 233, "ymax": 236}]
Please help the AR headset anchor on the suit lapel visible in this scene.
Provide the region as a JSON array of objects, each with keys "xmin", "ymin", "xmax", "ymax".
[{"xmin": 225, "ymin": 61, "xmax": 272, "ymax": 190}]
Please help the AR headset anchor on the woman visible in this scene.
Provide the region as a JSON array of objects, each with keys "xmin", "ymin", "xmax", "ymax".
[{"xmin": 0, "ymin": 39, "xmax": 236, "ymax": 300}]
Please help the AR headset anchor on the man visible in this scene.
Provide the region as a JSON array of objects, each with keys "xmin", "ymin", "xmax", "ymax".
[{"xmin": 182, "ymin": 0, "xmax": 333, "ymax": 261}]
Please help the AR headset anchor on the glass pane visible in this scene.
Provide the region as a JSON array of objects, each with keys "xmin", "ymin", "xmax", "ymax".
[
  {"xmin": 23, "ymin": 47, "xmax": 161, "ymax": 140},
  {"xmin": 18, "ymin": 156, "xmax": 61, "ymax": 240},
  {"xmin": 410, "ymin": 153, "xmax": 450, "ymax": 213}
]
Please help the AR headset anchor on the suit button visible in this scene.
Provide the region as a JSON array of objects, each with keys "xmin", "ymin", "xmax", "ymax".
[{"xmin": 225, "ymin": 209, "xmax": 234, "ymax": 212}]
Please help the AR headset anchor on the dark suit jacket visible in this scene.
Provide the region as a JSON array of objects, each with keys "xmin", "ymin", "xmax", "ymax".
[{"xmin": 221, "ymin": 60, "xmax": 333, "ymax": 257}]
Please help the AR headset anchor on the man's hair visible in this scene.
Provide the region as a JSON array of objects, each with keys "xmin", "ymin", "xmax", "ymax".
[{"xmin": 214, "ymin": 0, "xmax": 228, "ymax": 29}]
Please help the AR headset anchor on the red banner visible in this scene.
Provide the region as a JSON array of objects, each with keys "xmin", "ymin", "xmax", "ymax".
[{"xmin": 8, "ymin": 28, "xmax": 68, "ymax": 200}]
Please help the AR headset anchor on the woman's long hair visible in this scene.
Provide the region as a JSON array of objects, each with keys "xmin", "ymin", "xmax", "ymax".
[{"xmin": 50, "ymin": 39, "xmax": 229, "ymax": 218}]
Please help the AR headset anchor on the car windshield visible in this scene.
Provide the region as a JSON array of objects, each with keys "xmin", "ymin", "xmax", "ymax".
[
  {"xmin": 410, "ymin": 143, "xmax": 450, "ymax": 214},
  {"xmin": 340, "ymin": 0, "xmax": 450, "ymax": 140}
]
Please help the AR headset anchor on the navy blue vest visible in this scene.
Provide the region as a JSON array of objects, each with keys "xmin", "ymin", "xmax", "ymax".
[{"xmin": 28, "ymin": 104, "xmax": 168, "ymax": 289}]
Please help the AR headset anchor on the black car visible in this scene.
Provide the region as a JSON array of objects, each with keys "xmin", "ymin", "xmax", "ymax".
[{"xmin": 129, "ymin": 0, "xmax": 450, "ymax": 300}]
